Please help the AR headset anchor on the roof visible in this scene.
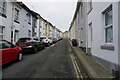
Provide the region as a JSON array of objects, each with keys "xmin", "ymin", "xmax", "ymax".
[{"xmin": 17, "ymin": 2, "xmax": 39, "ymax": 19}]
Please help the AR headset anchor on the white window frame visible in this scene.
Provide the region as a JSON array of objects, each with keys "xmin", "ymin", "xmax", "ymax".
[
  {"xmin": 104, "ymin": 6, "xmax": 113, "ymax": 44},
  {"xmin": 0, "ymin": 1, "xmax": 6, "ymax": 15},
  {"xmin": 14, "ymin": 8, "xmax": 20, "ymax": 22},
  {"xmin": 27, "ymin": 13, "xmax": 31, "ymax": 24},
  {"xmin": 0, "ymin": 26, "xmax": 5, "ymax": 39},
  {"xmin": 28, "ymin": 30, "xmax": 31, "ymax": 37}
]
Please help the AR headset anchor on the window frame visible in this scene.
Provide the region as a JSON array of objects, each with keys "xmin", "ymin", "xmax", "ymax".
[
  {"xmin": 104, "ymin": 7, "xmax": 113, "ymax": 44},
  {"xmin": 0, "ymin": 26, "xmax": 5, "ymax": 39},
  {"xmin": 14, "ymin": 7, "xmax": 20, "ymax": 22},
  {"xmin": 0, "ymin": 1, "xmax": 6, "ymax": 15},
  {"xmin": 26, "ymin": 13, "xmax": 31, "ymax": 24}
]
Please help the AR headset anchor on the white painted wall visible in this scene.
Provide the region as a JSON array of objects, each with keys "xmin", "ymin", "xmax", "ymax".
[
  {"xmin": 88, "ymin": 2, "xmax": 118, "ymax": 65},
  {"xmin": 19, "ymin": 8, "xmax": 32, "ymax": 38},
  {"xmin": 0, "ymin": 2, "xmax": 13, "ymax": 42}
]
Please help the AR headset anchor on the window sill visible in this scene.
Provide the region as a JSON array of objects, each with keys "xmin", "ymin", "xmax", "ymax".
[
  {"xmin": 0, "ymin": 13, "xmax": 7, "ymax": 18},
  {"xmin": 14, "ymin": 20, "xmax": 20, "ymax": 24},
  {"xmin": 101, "ymin": 45, "xmax": 114, "ymax": 50}
]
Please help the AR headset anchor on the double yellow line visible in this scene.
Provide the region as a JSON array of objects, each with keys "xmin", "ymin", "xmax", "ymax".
[{"xmin": 70, "ymin": 54, "xmax": 83, "ymax": 80}]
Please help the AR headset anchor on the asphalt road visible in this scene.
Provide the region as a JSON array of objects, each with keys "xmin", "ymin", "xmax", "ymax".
[{"xmin": 2, "ymin": 39, "xmax": 77, "ymax": 79}]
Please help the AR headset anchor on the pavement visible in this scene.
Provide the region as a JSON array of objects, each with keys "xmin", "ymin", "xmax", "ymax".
[
  {"xmin": 69, "ymin": 39, "xmax": 114, "ymax": 79},
  {"xmin": 2, "ymin": 39, "xmax": 76, "ymax": 79}
]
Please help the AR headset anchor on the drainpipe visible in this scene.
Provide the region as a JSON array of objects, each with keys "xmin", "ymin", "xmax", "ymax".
[
  {"xmin": 85, "ymin": 2, "xmax": 88, "ymax": 54},
  {"xmin": 11, "ymin": 2, "xmax": 15, "ymax": 43}
]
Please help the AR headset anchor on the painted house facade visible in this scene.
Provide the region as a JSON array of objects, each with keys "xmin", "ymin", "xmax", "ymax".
[
  {"xmin": 19, "ymin": 2, "xmax": 33, "ymax": 39},
  {"xmin": 63, "ymin": 31, "xmax": 68, "ymax": 38},
  {"xmin": 70, "ymin": 1, "xmax": 87, "ymax": 52},
  {"xmin": 69, "ymin": 0, "xmax": 120, "ymax": 77},
  {"xmin": 49, "ymin": 23, "xmax": 53, "ymax": 38},
  {"xmin": 69, "ymin": 20, "xmax": 75, "ymax": 41},
  {"xmin": 86, "ymin": 1, "xmax": 120, "ymax": 77},
  {"xmin": 0, "ymin": 1, "xmax": 63, "ymax": 43},
  {"xmin": 0, "ymin": 1, "xmax": 13, "ymax": 41}
]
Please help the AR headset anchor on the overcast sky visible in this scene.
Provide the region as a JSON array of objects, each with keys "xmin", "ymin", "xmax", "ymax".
[{"xmin": 18, "ymin": 0, "xmax": 77, "ymax": 32}]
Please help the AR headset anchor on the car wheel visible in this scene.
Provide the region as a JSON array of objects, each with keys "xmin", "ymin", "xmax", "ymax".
[
  {"xmin": 17, "ymin": 52, "xmax": 23, "ymax": 61},
  {"xmin": 33, "ymin": 47, "xmax": 37, "ymax": 54},
  {"xmin": 42, "ymin": 44, "xmax": 45, "ymax": 49},
  {"xmin": 48, "ymin": 43, "xmax": 50, "ymax": 46}
]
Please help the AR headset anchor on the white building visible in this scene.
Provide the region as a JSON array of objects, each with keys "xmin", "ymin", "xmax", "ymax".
[
  {"xmin": 86, "ymin": 1, "xmax": 120, "ymax": 77},
  {"xmin": 0, "ymin": 1, "xmax": 13, "ymax": 41},
  {"xmin": 19, "ymin": 2, "xmax": 33, "ymax": 39},
  {"xmin": 0, "ymin": 1, "xmax": 22, "ymax": 43},
  {"xmin": 39, "ymin": 17, "xmax": 46, "ymax": 37}
]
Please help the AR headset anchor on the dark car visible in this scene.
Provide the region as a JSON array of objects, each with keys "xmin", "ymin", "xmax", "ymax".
[
  {"xmin": 16, "ymin": 37, "xmax": 45, "ymax": 54},
  {"xmin": 0, "ymin": 39, "xmax": 23, "ymax": 65}
]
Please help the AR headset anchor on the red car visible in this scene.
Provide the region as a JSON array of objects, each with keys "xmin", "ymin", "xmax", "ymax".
[{"xmin": 0, "ymin": 39, "xmax": 23, "ymax": 65}]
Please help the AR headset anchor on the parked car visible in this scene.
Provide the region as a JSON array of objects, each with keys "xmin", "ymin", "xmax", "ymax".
[
  {"xmin": 48, "ymin": 37, "xmax": 53, "ymax": 44},
  {"xmin": 52, "ymin": 38, "xmax": 57, "ymax": 43},
  {"xmin": 16, "ymin": 37, "xmax": 44, "ymax": 54},
  {"xmin": 33, "ymin": 37, "xmax": 45, "ymax": 49},
  {"xmin": 0, "ymin": 39, "xmax": 23, "ymax": 65},
  {"xmin": 40, "ymin": 37, "xmax": 53, "ymax": 46}
]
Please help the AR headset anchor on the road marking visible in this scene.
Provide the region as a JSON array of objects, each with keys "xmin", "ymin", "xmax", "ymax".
[
  {"xmin": 70, "ymin": 54, "xmax": 80, "ymax": 79},
  {"xmin": 70, "ymin": 53, "xmax": 83, "ymax": 80},
  {"xmin": 51, "ymin": 44, "xmax": 55, "ymax": 47},
  {"xmin": 74, "ymin": 56, "xmax": 83, "ymax": 79}
]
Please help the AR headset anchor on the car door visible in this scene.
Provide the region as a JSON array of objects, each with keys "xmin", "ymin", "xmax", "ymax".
[
  {"xmin": 33, "ymin": 38, "xmax": 40, "ymax": 49},
  {"xmin": 1, "ymin": 40, "xmax": 17, "ymax": 64}
]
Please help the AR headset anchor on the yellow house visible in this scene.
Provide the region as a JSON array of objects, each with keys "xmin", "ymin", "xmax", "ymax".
[
  {"xmin": 72, "ymin": 20, "xmax": 75, "ymax": 39},
  {"xmin": 45, "ymin": 21, "xmax": 50, "ymax": 37},
  {"xmin": 70, "ymin": 19, "xmax": 75, "ymax": 40}
]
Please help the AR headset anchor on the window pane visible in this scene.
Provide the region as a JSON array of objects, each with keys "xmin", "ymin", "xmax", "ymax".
[
  {"xmin": 106, "ymin": 26, "xmax": 113, "ymax": 43},
  {"xmin": 14, "ymin": 15, "xmax": 18, "ymax": 21},
  {"xmin": 105, "ymin": 9, "xmax": 112, "ymax": 26},
  {"xmin": 0, "ymin": 27, "xmax": 3, "ymax": 34},
  {"xmin": 0, "ymin": 2, "xmax": 5, "ymax": 14},
  {"xmin": 0, "ymin": 2, "xmax": 5, "ymax": 7},
  {"xmin": 14, "ymin": 8, "xmax": 19, "ymax": 21}
]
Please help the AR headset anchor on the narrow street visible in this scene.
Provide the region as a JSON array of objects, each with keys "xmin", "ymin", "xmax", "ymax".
[{"xmin": 2, "ymin": 39, "xmax": 79, "ymax": 79}]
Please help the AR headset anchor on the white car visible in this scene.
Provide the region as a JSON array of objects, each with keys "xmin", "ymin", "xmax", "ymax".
[{"xmin": 40, "ymin": 37, "xmax": 53, "ymax": 46}]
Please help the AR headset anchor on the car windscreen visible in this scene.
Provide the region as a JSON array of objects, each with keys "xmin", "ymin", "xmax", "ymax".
[
  {"xmin": 17, "ymin": 38, "xmax": 31, "ymax": 42},
  {"xmin": 40, "ymin": 37, "xmax": 46, "ymax": 40},
  {"xmin": 48, "ymin": 37, "xmax": 51, "ymax": 39}
]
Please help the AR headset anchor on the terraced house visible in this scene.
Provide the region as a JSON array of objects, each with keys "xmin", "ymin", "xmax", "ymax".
[
  {"xmin": 0, "ymin": 1, "xmax": 62, "ymax": 43},
  {"xmin": 69, "ymin": 0, "xmax": 120, "ymax": 78}
]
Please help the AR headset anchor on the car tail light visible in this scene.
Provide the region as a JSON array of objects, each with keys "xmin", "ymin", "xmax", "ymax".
[
  {"xmin": 46, "ymin": 39, "xmax": 48, "ymax": 41},
  {"xmin": 26, "ymin": 42, "xmax": 32, "ymax": 44}
]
